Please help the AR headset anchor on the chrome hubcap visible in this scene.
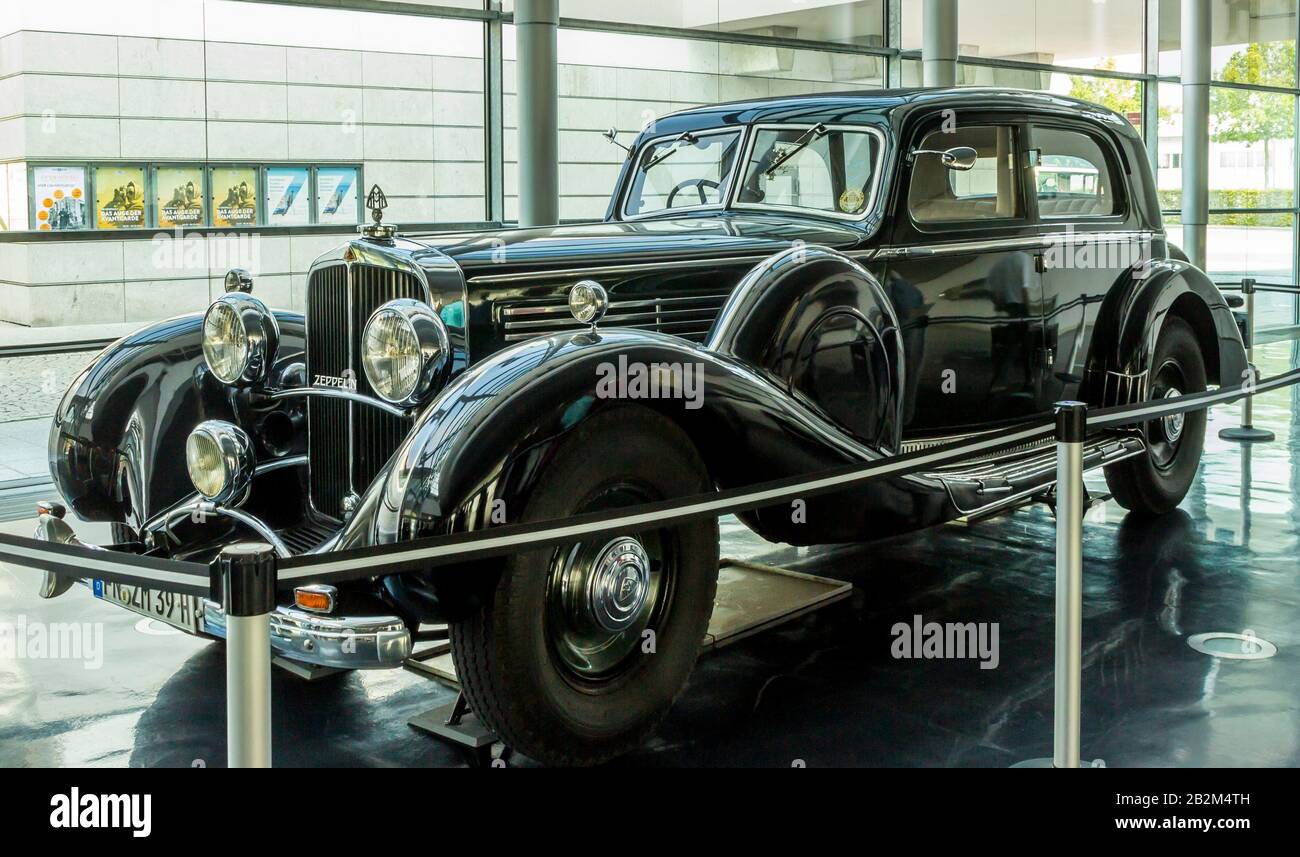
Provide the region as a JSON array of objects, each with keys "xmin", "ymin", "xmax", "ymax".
[
  {"xmin": 1162, "ymin": 387, "xmax": 1185, "ymax": 443},
  {"xmin": 549, "ymin": 533, "xmax": 663, "ymax": 678},
  {"xmin": 585, "ymin": 538, "xmax": 651, "ymax": 632}
]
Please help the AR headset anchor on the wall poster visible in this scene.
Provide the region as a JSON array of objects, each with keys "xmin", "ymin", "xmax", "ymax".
[
  {"xmin": 211, "ymin": 167, "xmax": 258, "ymax": 227},
  {"xmin": 316, "ymin": 166, "xmax": 359, "ymax": 224},
  {"xmin": 33, "ymin": 166, "xmax": 88, "ymax": 231},
  {"xmin": 265, "ymin": 166, "xmax": 311, "ymax": 225},
  {"xmin": 94, "ymin": 166, "xmax": 147, "ymax": 229},
  {"xmin": 156, "ymin": 166, "xmax": 205, "ymax": 228}
]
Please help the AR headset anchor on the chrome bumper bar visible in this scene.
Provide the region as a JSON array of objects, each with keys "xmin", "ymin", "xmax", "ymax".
[
  {"xmin": 200, "ymin": 600, "xmax": 411, "ymax": 669},
  {"xmin": 34, "ymin": 508, "xmax": 412, "ymax": 671}
]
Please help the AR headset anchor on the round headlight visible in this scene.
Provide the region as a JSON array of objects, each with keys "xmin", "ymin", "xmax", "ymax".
[
  {"xmin": 185, "ymin": 421, "xmax": 255, "ymax": 506},
  {"xmin": 361, "ymin": 299, "xmax": 450, "ymax": 406},
  {"xmin": 202, "ymin": 294, "xmax": 279, "ymax": 386},
  {"xmin": 569, "ymin": 280, "xmax": 608, "ymax": 325}
]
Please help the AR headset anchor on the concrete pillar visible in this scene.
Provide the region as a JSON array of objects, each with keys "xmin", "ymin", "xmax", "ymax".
[
  {"xmin": 922, "ymin": 0, "xmax": 958, "ymax": 88},
  {"xmin": 1181, "ymin": 0, "xmax": 1211, "ymax": 269},
  {"xmin": 515, "ymin": 0, "xmax": 559, "ymax": 227}
]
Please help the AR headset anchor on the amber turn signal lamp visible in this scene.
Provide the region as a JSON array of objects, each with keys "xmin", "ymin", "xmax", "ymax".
[{"xmin": 293, "ymin": 584, "xmax": 336, "ymax": 613}]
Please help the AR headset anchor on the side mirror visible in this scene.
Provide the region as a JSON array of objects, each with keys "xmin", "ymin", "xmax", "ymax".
[
  {"xmin": 603, "ymin": 127, "xmax": 631, "ymax": 157},
  {"xmin": 910, "ymin": 145, "xmax": 979, "ymax": 172}
]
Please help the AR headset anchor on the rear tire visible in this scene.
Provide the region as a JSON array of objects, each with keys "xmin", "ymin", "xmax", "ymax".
[
  {"xmin": 1104, "ymin": 317, "xmax": 1207, "ymax": 515},
  {"xmin": 449, "ymin": 406, "xmax": 719, "ymax": 766}
]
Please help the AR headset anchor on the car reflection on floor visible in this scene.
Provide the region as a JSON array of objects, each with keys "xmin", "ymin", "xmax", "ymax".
[{"xmin": 2, "ymin": 340, "xmax": 1298, "ymax": 768}]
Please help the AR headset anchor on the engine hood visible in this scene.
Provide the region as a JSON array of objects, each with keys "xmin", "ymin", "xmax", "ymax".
[{"xmin": 400, "ymin": 212, "xmax": 870, "ymax": 279}]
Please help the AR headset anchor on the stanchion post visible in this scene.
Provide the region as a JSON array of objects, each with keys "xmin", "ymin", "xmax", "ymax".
[
  {"xmin": 212, "ymin": 542, "xmax": 276, "ymax": 768},
  {"xmin": 1221, "ymin": 277, "xmax": 1275, "ymax": 442},
  {"xmin": 1052, "ymin": 401, "xmax": 1086, "ymax": 769},
  {"xmin": 1012, "ymin": 401, "xmax": 1087, "ymax": 769}
]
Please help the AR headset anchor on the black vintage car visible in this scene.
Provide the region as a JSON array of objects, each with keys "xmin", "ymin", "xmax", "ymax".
[{"xmin": 38, "ymin": 88, "xmax": 1246, "ymax": 765}]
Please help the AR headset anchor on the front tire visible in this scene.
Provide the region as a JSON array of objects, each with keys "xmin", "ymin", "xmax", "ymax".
[
  {"xmin": 449, "ymin": 406, "xmax": 719, "ymax": 766},
  {"xmin": 1104, "ymin": 316, "xmax": 1207, "ymax": 515}
]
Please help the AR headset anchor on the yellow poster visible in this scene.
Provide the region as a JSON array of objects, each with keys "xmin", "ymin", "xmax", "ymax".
[
  {"xmin": 94, "ymin": 166, "xmax": 146, "ymax": 229},
  {"xmin": 156, "ymin": 167, "xmax": 205, "ymax": 228},
  {"xmin": 211, "ymin": 167, "xmax": 258, "ymax": 227}
]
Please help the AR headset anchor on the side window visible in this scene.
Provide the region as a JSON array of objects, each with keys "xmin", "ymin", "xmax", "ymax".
[
  {"xmin": 1031, "ymin": 127, "xmax": 1119, "ymax": 218},
  {"xmin": 908, "ymin": 125, "xmax": 1023, "ymax": 224}
]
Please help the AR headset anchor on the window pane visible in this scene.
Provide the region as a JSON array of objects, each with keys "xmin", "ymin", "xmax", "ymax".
[
  {"xmin": 1183, "ymin": 214, "xmax": 1296, "ymax": 329},
  {"xmin": 501, "ymin": 1, "xmax": 888, "ymax": 47},
  {"xmin": 504, "ymin": 27, "xmax": 886, "ymax": 221},
  {"xmin": 1159, "ymin": 0, "xmax": 1298, "ymax": 87},
  {"xmin": 1209, "ymin": 87, "xmax": 1296, "ymax": 201},
  {"xmin": 903, "ymin": 0, "xmax": 1144, "ymax": 72},
  {"xmin": 736, "ymin": 127, "xmax": 881, "ymax": 215},
  {"xmin": 941, "ymin": 63, "xmax": 1145, "ymax": 136},
  {"xmin": 625, "ymin": 131, "xmax": 741, "ymax": 216},
  {"xmin": 908, "ymin": 126, "xmax": 1023, "ymax": 223},
  {"xmin": 1032, "ymin": 127, "xmax": 1120, "ymax": 218}
]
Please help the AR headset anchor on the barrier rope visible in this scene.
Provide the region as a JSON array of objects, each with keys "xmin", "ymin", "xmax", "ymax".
[{"xmin": 3, "ymin": 366, "xmax": 1299, "ymax": 597}]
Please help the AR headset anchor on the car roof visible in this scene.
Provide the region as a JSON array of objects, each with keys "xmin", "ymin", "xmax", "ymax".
[{"xmin": 649, "ymin": 87, "xmax": 1137, "ymax": 140}]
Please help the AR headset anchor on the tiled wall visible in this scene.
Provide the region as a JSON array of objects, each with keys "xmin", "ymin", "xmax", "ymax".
[
  {"xmin": 0, "ymin": 28, "xmax": 485, "ymax": 327},
  {"xmin": 0, "ymin": 26, "xmax": 884, "ymax": 327}
]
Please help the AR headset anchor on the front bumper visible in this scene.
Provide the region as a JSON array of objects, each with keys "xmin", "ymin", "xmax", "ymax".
[
  {"xmin": 200, "ymin": 599, "xmax": 412, "ymax": 669},
  {"xmin": 34, "ymin": 510, "xmax": 412, "ymax": 670}
]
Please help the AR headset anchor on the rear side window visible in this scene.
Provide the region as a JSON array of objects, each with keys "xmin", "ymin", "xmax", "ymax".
[
  {"xmin": 1031, "ymin": 126, "xmax": 1119, "ymax": 218},
  {"xmin": 908, "ymin": 125, "xmax": 1023, "ymax": 224}
]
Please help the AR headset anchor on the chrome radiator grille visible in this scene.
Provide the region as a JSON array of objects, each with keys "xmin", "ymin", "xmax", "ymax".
[
  {"xmin": 306, "ymin": 263, "xmax": 424, "ymax": 518},
  {"xmin": 497, "ymin": 291, "xmax": 732, "ymax": 343}
]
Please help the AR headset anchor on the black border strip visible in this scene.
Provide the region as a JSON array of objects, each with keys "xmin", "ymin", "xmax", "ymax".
[{"xmin": 0, "ymin": 533, "xmax": 209, "ymax": 597}]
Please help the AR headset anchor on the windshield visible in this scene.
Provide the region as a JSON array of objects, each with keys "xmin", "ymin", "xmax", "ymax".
[
  {"xmin": 624, "ymin": 130, "xmax": 741, "ymax": 217},
  {"xmin": 736, "ymin": 126, "xmax": 882, "ymax": 217}
]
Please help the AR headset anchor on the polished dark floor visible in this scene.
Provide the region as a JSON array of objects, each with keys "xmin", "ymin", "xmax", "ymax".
[{"xmin": 3, "ymin": 341, "xmax": 1299, "ymax": 768}]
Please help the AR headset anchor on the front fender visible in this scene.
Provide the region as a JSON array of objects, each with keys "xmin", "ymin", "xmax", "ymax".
[
  {"xmin": 1087, "ymin": 258, "xmax": 1246, "ymax": 400},
  {"xmin": 337, "ymin": 326, "xmax": 945, "ymax": 562},
  {"xmin": 50, "ymin": 311, "xmax": 306, "ymax": 530}
]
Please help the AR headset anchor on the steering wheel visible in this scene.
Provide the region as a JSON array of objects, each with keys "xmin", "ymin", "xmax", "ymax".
[{"xmin": 666, "ymin": 178, "xmax": 721, "ymax": 208}]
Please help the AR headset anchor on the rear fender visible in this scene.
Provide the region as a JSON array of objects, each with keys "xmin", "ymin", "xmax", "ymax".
[{"xmin": 1084, "ymin": 259, "xmax": 1246, "ymax": 404}]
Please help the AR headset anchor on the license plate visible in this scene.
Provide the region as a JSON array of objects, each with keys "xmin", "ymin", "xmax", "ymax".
[{"xmin": 93, "ymin": 579, "xmax": 203, "ymax": 634}]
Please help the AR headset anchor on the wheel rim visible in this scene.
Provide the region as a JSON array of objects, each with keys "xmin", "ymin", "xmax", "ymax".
[
  {"xmin": 545, "ymin": 485, "xmax": 672, "ymax": 681},
  {"xmin": 1148, "ymin": 360, "xmax": 1188, "ymax": 470}
]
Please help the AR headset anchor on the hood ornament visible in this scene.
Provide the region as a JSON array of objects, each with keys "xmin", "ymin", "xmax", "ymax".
[{"xmin": 361, "ymin": 184, "xmax": 396, "ymax": 241}]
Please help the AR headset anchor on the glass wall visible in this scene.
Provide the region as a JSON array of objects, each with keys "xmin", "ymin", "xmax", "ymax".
[{"xmin": 502, "ymin": 26, "xmax": 887, "ymax": 220}]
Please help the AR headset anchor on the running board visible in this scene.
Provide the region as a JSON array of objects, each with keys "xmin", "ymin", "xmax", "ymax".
[{"xmin": 927, "ymin": 434, "xmax": 1145, "ymax": 517}]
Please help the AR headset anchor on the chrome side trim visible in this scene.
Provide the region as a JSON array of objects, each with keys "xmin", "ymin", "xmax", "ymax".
[
  {"xmin": 871, "ymin": 230, "xmax": 1158, "ymax": 261},
  {"xmin": 268, "ymin": 385, "xmax": 412, "ymax": 418}
]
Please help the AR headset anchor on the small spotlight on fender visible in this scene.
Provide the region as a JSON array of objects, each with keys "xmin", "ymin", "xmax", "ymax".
[
  {"xmin": 294, "ymin": 584, "xmax": 337, "ymax": 613},
  {"xmin": 569, "ymin": 280, "xmax": 608, "ymax": 328}
]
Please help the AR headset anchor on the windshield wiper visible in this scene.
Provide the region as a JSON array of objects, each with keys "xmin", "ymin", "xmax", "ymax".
[
  {"xmin": 763, "ymin": 124, "xmax": 828, "ymax": 178},
  {"xmin": 643, "ymin": 132, "xmax": 699, "ymax": 170}
]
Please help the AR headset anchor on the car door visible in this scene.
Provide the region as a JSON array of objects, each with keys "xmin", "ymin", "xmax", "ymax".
[
  {"xmin": 884, "ymin": 116, "xmax": 1045, "ymax": 439},
  {"xmin": 1029, "ymin": 120, "xmax": 1137, "ymax": 407}
]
